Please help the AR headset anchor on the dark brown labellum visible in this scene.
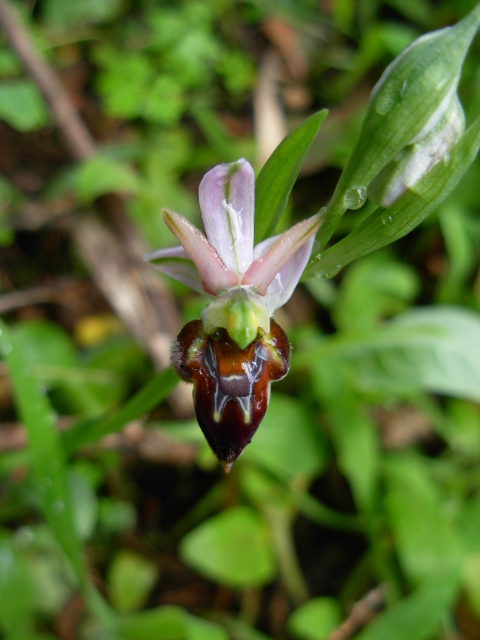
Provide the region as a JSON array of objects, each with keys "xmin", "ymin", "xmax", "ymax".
[{"xmin": 171, "ymin": 319, "xmax": 290, "ymax": 469}]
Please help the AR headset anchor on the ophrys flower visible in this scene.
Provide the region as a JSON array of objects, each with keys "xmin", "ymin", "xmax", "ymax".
[{"xmin": 146, "ymin": 159, "xmax": 322, "ymax": 470}]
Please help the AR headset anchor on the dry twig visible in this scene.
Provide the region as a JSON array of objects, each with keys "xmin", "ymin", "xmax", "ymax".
[
  {"xmin": 328, "ymin": 585, "xmax": 386, "ymax": 640},
  {"xmin": 0, "ymin": 418, "xmax": 197, "ymax": 464}
]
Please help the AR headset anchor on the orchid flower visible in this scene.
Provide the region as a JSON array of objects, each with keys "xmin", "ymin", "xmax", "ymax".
[{"xmin": 145, "ymin": 158, "xmax": 322, "ymax": 470}]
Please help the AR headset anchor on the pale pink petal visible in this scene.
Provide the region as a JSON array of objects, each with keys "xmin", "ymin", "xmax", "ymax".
[
  {"xmin": 242, "ymin": 212, "xmax": 323, "ymax": 295},
  {"xmin": 162, "ymin": 209, "xmax": 239, "ymax": 295},
  {"xmin": 199, "ymin": 159, "xmax": 254, "ymax": 275},
  {"xmin": 253, "ymin": 235, "xmax": 315, "ymax": 314},
  {"xmin": 144, "ymin": 246, "xmax": 207, "ymax": 296}
]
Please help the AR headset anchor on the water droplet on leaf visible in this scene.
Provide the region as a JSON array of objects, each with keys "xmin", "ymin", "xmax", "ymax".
[{"xmin": 343, "ymin": 187, "xmax": 367, "ymax": 210}]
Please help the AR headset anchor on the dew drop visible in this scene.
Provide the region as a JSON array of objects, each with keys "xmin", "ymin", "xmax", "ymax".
[
  {"xmin": 343, "ymin": 187, "xmax": 367, "ymax": 210},
  {"xmin": 2, "ymin": 343, "xmax": 12, "ymax": 355}
]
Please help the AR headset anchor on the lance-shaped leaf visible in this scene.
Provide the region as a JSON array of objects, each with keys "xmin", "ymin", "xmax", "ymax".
[
  {"xmin": 254, "ymin": 109, "xmax": 328, "ymax": 244},
  {"xmin": 199, "ymin": 159, "xmax": 255, "ymax": 275},
  {"xmin": 162, "ymin": 208, "xmax": 239, "ymax": 295},
  {"xmin": 304, "ymin": 113, "xmax": 480, "ymax": 280},
  {"xmin": 315, "ymin": 4, "xmax": 480, "ymax": 250},
  {"xmin": 243, "ymin": 211, "xmax": 323, "ymax": 295}
]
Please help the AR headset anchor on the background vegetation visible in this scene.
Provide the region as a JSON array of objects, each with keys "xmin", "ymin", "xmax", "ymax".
[{"xmin": 1, "ymin": 0, "xmax": 480, "ymax": 639}]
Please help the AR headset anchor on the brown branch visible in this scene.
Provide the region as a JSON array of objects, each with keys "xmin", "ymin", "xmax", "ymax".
[
  {"xmin": 0, "ymin": 419, "xmax": 197, "ymax": 464},
  {"xmin": 0, "ymin": 0, "xmax": 193, "ymax": 416},
  {"xmin": 0, "ymin": 277, "xmax": 82, "ymax": 314},
  {"xmin": 0, "ymin": 0, "xmax": 95, "ymax": 161},
  {"xmin": 328, "ymin": 585, "xmax": 386, "ymax": 640}
]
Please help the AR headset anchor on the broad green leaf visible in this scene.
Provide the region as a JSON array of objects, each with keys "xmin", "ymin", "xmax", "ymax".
[
  {"xmin": 332, "ymin": 253, "xmax": 419, "ymax": 331},
  {"xmin": 437, "ymin": 203, "xmax": 477, "ymax": 304},
  {"xmin": 107, "ymin": 551, "xmax": 159, "ymax": 614},
  {"xmin": 287, "ymin": 597, "xmax": 342, "ymax": 640},
  {"xmin": 305, "ymin": 113, "xmax": 480, "ymax": 278},
  {"xmin": 354, "ymin": 577, "xmax": 457, "ymax": 640},
  {"xmin": 254, "ymin": 109, "xmax": 328, "ymax": 243},
  {"xmin": 443, "ymin": 399, "xmax": 480, "ymax": 453},
  {"xmin": 244, "ymin": 393, "xmax": 329, "ymax": 481},
  {"xmin": 187, "ymin": 615, "xmax": 229, "ymax": 640},
  {"xmin": 0, "ymin": 319, "xmax": 86, "ymax": 584},
  {"xmin": 462, "ymin": 553, "xmax": 480, "ymax": 617},
  {"xmin": 384, "ymin": 453, "xmax": 462, "ymax": 584},
  {"xmin": 457, "ymin": 491, "xmax": 480, "ymax": 615},
  {"xmin": 62, "ymin": 367, "xmax": 178, "ymax": 454},
  {"xmin": 28, "ymin": 550, "xmax": 72, "ymax": 616},
  {"xmin": 69, "ymin": 471, "xmax": 99, "ymax": 541},
  {"xmin": 115, "ymin": 605, "xmax": 187, "ymax": 640},
  {"xmin": 179, "ymin": 506, "xmax": 276, "ymax": 588},
  {"xmin": 294, "ymin": 307, "xmax": 480, "ymax": 403},
  {"xmin": 310, "ymin": 361, "xmax": 378, "ymax": 512},
  {"xmin": 0, "ymin": 80, "xmax": 48, "ymax": 131},
  {"xmin": 12, "ymin": 319, "xmax": 113, "ymax": 416},
  {"xmin": 75, "ymin": 156, "xmax": 140, "ymax": 203},
  {"xmin": 41, "ymin": 0, "xmax": 122, "ymax": 27},
  {"xmin": 0, "ymin": 543, "xmax": 35, "ymax": 637}
]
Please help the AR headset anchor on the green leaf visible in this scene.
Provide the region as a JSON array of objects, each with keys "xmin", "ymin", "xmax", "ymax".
[
  {"xmin": 244, "ymin": 393, "xmax": 329, "ymax": 481},
  {"xmin": 0, "ymin": 80, "xmax": 48, "ymax": 131},
  {"xmin": 62, "ymin": 367, "xmax": 178, "ymax": 454},
  {"xmin": 108, "ymin": 550, "xmax": 159, "ymax": 614},
  {"xmin": 12, "ymin": 319, "xmax": 113, "ymax": 416},
  {"xmin": 332, "ymin": 253, "xmax": 419, "ymax": 331},
  {"xmin": 354, "ymin": 577, "xmax": 457, "ymax": 640},
  {"xmin": 305, "ymin": 113, "xmax": 480, "ymax": 279},
  {"xmin": 310, "ymin": 361, "xmax": 378, "ymax": 512},
  {"xmin": 295, "ymin": 307, "xmax": 480, "ymax": 403},
  {"xmin": 75, "ymin": 156, "xmax": 140, "ymax": 203},
  {"xmin": 41, "ymin": 0, "xmax": 123, "ymax": 28},
  {"xmin": 179, "ymin": 506, "xmax": 276, "ymax": 588},
  {"xmin": 187, "ymin": 615, "xmax": 229, "ymax": 640},
  {"xmin": 287, "ymin": 597, "xmax": 342, "ymax": 640},
  {"xmin": 384, "ymin": 453, "xmax": 462, "ymax": 584},
  {"xmin": 115, "ymin": 605, "xmax": 187, "ymax": 640},
  {"xmin": 69, "ymin": 471, "xmax": 99, "ymax": 541},
  {"xmin": 0, "ymin": 542, "xmax": 35, "ymax": 637},
  {"xmin": 254, "ymin": 109, "xmax": 328, "ymax": 243},
  {"xmin": 0, "ymin": 319, "xmax": 86, "ymax": 584}
]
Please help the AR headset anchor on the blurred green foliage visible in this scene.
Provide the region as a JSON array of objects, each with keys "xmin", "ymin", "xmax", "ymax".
[{"xmin": 1, "ymin": 0, "xmax": 480, "ymax": 639}]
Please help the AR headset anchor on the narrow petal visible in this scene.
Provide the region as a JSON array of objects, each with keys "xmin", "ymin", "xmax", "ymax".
[
  {"xmin": 242, "ymin": 211, "xmax": 323, "ymax": 295},
  {"xmin": 199, "ymin": 159, "xmax": 255, "ymax": 275},
  {"xmin": 144, "ymin": 244, "xmax": 189, "ymax": 261},
  {"xmin": 162, "ymin": 209, "xmax": 239, "ymax": 295},
  {"xmin": 145, "ymin": 247, "xmax": 207, "ymax": 296},
  {"xmin": 253, "ymin": 235, "xmax": 315, "ymax": 314}
]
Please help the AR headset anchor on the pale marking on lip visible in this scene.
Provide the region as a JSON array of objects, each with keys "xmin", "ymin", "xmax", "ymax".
[{"xmin": 204, "ymin": 341, "xmax": 264, "ymax": 425}]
